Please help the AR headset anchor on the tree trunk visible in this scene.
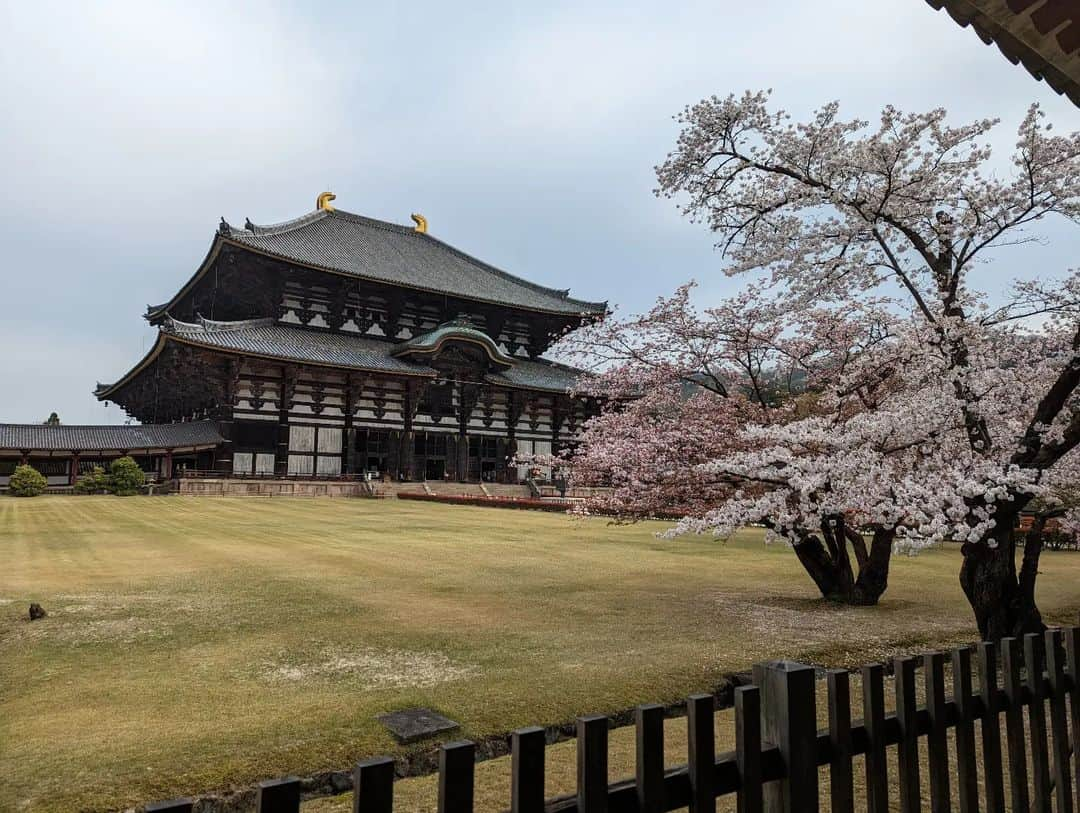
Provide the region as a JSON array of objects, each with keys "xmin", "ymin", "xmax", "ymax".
[
  {"xmin": 792, "ymin": 524, "xmax": 893, "ymax": 606},
  {"xmin": 959, "ymin": 518, "xmax": 1045, "ymax": 641},
  {"xmin": 851, "ymin": 528, "xmax": 893, "ymax": 605}
]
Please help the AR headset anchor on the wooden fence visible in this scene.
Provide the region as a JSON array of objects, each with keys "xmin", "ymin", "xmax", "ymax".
[{"xmin": 147, "ymin": 627, "xmax": 1079, "ymax": 813}]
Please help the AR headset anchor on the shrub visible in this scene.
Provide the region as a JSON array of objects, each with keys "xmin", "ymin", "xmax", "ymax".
[
  {"xmin": 74, "ymin": 465, "xmax": 110, "ymax": 495},
  {"xmin": 8, "ymin": 464, "xmax": 47, "ymax": 497},
  {"xmin": 108, "ymin": 456, "xmax": 145, "ymax": 496}
]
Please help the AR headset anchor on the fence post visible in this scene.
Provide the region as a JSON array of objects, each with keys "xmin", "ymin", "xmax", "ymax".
[
  {"xmin": 922, "ymin": 651, "xmax": 950, "ymax": 813},
  {"xmin": 976, "ymin": 642, "xmax": 1005, "ymax": 813},
  {"xmin": 438, "ymin": 741, "xmax": 476, "ymax": 813},
  {"xmin": 894, "ymin": 656, "xmax": 921, "ymax": 813},
  {"xmin": 1024, "ymin": 632, "xmax": 1052, "ymax": 811},
  {"xmin": 635, "ymin": 704, "xmax": 665, "ymax": 813},
  {"xmin": 688, "ymin": 693, "xmax": 716, "ymax": 813},
  {"xmin": 256, "ymin": 777, "xmax": 301, "ymax": 813},
  {"xmin": 951, "ymin": 647, "xmax": 978, "ymax": 813},
  {"xmin": 825, "ymin": 670, "xmax": 853, "ymax": 813},
  {"xmin": 511, "ymin": 727, "xmax": 546, "ymax": 813},
  {"xmin": 1001, "ymin": 637, "xmax": 1030, "ymax": 813},
  {"xmin": 1044, "ymin": 629, "xmax": 1074, "ymax": 813},
  {"xmin": 354, "ymin": 756, "xmax": 395, "ymax": 813},
  {"xmin": 1065, "ymin": 626, "xmax": 1080, "ymax": 806},
  {"xmin": 577, "ymin": 715, "xmax": 608, "ymax": 813},
  {"xmin": 754, "ymin": 660, "xmax": 819, "ymax": 813},
  {"xmin": 736, "ymin": 685, "xmax": 763, "ymax": 813},
  {"xmin": 861, "ymin": 663, "xmax": 887, "ymax": 813}
]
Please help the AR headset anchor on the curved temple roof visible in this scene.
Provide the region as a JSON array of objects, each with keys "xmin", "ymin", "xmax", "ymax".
[
  {"xmin": 0, "ymin": 421, "xmax": 223, "ymax": 452},
  {"xmin": 394, "ymin": 322, "xmax": 516, "ymax": 368},
  {"xmin": 97, "ymin": 317, "xmax": 585, "ymax": 399},
  {"xmin": 149, "ymin": 209, "xmax": 608, "ymax": 320}
]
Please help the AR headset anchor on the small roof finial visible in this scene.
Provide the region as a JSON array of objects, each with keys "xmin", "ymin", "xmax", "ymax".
[
  {"xmin": 316, "ymin": 191, "xmax": 336, "ymax": 211},
  {"xmin": 411, "ymin": 213, "xmax": 428, "ymax": 233}
]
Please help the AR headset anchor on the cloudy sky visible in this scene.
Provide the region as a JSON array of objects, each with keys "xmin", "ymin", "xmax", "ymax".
[{"xmin": 2, "ymin": 0, "xmax": 1078, "ymax": 424}]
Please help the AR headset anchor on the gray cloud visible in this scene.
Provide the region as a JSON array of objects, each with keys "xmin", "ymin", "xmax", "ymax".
[{"xmin": 1, "ymin": 0, "xmax": 1078, "ymax": 422}]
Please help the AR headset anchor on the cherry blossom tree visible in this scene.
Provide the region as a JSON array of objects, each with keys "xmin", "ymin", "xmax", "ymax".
[
  {"xmin": 615, "ymin": 92, "xmax": 1080, "ymax": 638},
  {"xmin": 559, "ymin": 285, "xmax": 908, "ymax": 605}
]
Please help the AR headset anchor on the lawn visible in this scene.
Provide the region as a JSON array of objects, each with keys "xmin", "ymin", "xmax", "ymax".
[{"xmin": 1, "ymin": 496, "xmax": 1077, "ymax": 812}]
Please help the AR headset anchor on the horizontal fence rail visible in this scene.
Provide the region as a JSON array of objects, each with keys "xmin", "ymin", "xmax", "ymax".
[{"xmin": 148, "ymin": 626, "xmax": 1080, "ymax": 813}]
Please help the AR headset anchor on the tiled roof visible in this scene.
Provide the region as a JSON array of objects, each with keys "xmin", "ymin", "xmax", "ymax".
[
  {"xmin": 99, "ymin": 318, "xmax": 583, "ymax": 397},
  {"xmin": 487, "ymin": 357, "xmax": 582, "ymax": 393},
  {"xmin": 161, "ymin": 317, "xmax": 439, "ymax": 376},
  {"xmin": 0, "ymin": 421, "xmax": 223, "ymax": 452},
  {"xmin": 926, "ymin": 0, "xmax": 1080, "ymax": 106},
  {"xmin": 216, "ymin": 209, "xmax": 607, "ymax": 316}
]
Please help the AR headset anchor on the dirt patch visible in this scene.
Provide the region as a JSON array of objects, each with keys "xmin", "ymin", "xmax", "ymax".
[{"xmin": 260, "ymin": 646, "xmax": 476, "ymax": 688}]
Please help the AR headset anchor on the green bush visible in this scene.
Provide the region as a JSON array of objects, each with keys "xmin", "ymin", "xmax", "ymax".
[
  {"xmin": 74, "ymin": 465, "xmax": 110, "ymax": 495},
  {"xmin": 8, "ymin": 464, "xmax": 47, "ymax": 497},
  {"xmin": 108, "ymin": 457, "xmax": 146, "ymax": 496}
]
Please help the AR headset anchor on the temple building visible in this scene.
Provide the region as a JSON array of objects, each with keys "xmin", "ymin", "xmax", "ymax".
[{"xmin": 90, "ymin": 195, "xmax": 606, "ymax": 484}]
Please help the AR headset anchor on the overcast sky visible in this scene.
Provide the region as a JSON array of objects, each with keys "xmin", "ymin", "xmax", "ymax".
[{"xmin": 2, "ymin": 0, "xmax": 1078, "ymax": 424}]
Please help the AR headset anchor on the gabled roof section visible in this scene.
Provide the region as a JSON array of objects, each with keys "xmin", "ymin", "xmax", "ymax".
[
  {"xmin": 926, "ymin": 0, "xmax": 1080, "ymax": 106},
  {"xmin": 148, "ymin": 209, "xmax": 608, "ymax": 320},
  {"xmin": 394, "ymin": 321, "xmax": 516, "ymax": 368},
  {"xmin": 97, "ymin": 317, "xmax": 585, "ymax": 400},
  {"xmin": 0, "ymin": 421, "xmax": 223, "ymax": 452},
  {"xmin": 159, "ymin": 316, "xmax": 439, "ymax": 376}
]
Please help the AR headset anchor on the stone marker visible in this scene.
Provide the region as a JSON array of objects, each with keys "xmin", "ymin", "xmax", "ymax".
[
  {"xmin": 28, "ymin": 603, "xmax": 47, "ymax": 621},
  {"xmin": 377, "ymin": 708, "xmax": 460, "ymax": 744}
]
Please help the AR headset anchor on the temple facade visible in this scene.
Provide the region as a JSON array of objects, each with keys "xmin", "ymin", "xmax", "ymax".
[{"xmin": 93, "ymin": 198, "xmax": 606, "ymax": 483}]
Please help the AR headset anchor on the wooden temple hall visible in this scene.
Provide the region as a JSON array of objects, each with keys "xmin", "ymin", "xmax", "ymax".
[{"xmin": 79, "ymin": 195, "xmax": 606, "ymax": 484}]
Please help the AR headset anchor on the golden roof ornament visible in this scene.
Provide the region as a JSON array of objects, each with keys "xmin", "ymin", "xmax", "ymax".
[
  {"xmin": 411, "ymin": 213, "xmax": 428, "ymax": 234},
  {"xmin": 316, "ymin": 191, "xmax": 336, "ymax": 211}
]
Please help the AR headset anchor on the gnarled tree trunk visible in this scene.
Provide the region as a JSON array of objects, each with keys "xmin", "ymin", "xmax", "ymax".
[
  {"xmin": 959, "ymin": 512, "xmax": 1047, "ymax": 640},
  {"xmin": 791, "ymin": 519, "xmax": 893, "ymax": 606}
]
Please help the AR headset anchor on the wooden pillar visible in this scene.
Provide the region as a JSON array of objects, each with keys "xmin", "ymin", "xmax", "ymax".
[
  {"xmin": 276, "ymin": 365, "xmax": 296, "ymax": 476},
  {"xmin": 69, "ymin": 451, "xmax": 80, "ymax": 485},
  {"xmin": 458, "ymin": 383, "xmax": 479, "ymax": 481},
  {"xmin": 19, "ymin": 450, "xmax": 28, "ymax": 466},
  {"xmin": 400, "ymin": 380, "xmax": 424, "ymax": 481},
  {"xmin": 162, "ymin": 450, "xmax": 173, "ymax": 480},
  {"xmin": 506, "ymin": 391, "xmax": 523, "ymax": 483},
  {"xmin": 216, "ymin": 358, "xmax": 241, "ymax": 476},
  {"xmin": 343, "ymin": 374, "xmax": 358, "ymax": 475}
]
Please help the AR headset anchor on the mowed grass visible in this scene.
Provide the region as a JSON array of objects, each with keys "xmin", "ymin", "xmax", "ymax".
[{"xmin": 1, "ymin": 497, "xmax": 1078, "ymax": 812}]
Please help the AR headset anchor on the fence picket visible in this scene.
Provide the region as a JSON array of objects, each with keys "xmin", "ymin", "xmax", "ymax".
[
  {"xmin": 511, "ymin": 727, "xmax": 546, "ymax": 813},
  {"xmin": 354, "ymin": 756, "xmax": 394, "ymax": 813},
  {"xmin": 577, "ymin": 715, "xmax": 608, "ymax": 813},
  {"xmin": 438, "ymin": 741, "xmax": 475, "ymax": 813},
  {"xmin": 923, "ymin": 652, "xmax": 951, "ymax": 813},
  {"xmin": 894, "ymin": 656, "xmax": 921, "ymax": 813},
  {"xmin": 976, "ymin": 642, "xmax": 1005, "ymax": 812},
  {"xmin": 256, "ymin": 777, "xmax": 301, "ymax": 813},
  {"xmin": 635, "ymin": 705, "xmax": 665, "ymax": 813},
  {"xmin": 1000, "ymin": 637, "xmax": 1030, "ymax": 812},
  {"xmin": 735, "ymin": 686, "xmax": 762, "ymax": 813},
  {"xmin": 1044, "ymin": 629, "xmax": 1074, "ymax": 813},
  {"xmin": 1065, "ymin": 626, "xmax": 1080, "ymax": 808},
  {"xmin": 826, "ymin": 670, "xmax": 853, "ymax": 813},
  {"xmin": 1025, "ymin": 632, "xmax": 1053, "ymax": 812},
  {"xmin": 861, "ymin": 663, "xmax": 887, "ymax": 813},
  {"xmin": 688, "ymin": 693, "xmax": 715, "ymax": 813},
  {"xmin": 951, "ymin": 647, "xmax": 978, "ymax": 813}
]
